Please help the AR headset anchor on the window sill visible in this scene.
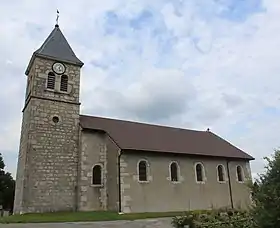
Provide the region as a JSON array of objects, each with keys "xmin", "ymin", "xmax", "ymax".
[
  {"xmin": 45, "ymin": 88, "xmax": 70, "ymax": 95},
  {"xmin": 91, "ymin": 184, "xmax": 103, "ymax": 188},
  {"xmin": 171, "ymin": 181, "xmax": 181, "ymax": 184},
  {"xmin": 196, "ymin": 181, "xmax": 206, "ymax": 184},
  {"xmin": 57, "ymin": 89, "xmax": 69, "ymax": 95},
  {"xmin": 46, "ymin": 88, "xmax": 55, "ymax": 92},
  {"xmin": 138, "ymin": 180, "xmax": 150, "ymax": 184}
]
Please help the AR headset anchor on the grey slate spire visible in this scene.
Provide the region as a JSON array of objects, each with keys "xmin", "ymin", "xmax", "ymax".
[{"xmin": 25, "ymin": 24, "xmax": 83, "ymax": 75}]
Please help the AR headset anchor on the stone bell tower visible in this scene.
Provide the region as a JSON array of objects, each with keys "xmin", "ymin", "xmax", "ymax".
[{"xmin": 13, "ymin": 23, "xmax": 84, "ymax": 214}]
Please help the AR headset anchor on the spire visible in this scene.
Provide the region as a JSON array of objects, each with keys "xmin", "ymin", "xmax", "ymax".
[
  {"xmin": 33, "ymin": 25, "xmax": 83, "ymax": 65},
  {"xmin": 25, "ymin": 24, "xmax": 83, "ymax": 75}
]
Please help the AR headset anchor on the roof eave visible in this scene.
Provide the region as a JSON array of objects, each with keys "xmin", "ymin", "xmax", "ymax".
[
  {"xmin": 25, "ymin": 52, "xmax": 84, "ymax": 76},
  {"xmin": 25, "ymin": 53, "xmax": 36, "ymax": 75},
  {"xmin": 117, "ymin": 148, "xmax": 255, "ymax": 161},
  {"xmin": 81, "ymin": 127, "xmax": 106, "ymax": 134}
]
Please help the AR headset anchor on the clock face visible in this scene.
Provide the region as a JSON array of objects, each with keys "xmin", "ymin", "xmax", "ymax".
[{"xmin": 52, "ymin": 62, "xmax": 65, "ymax": 74}]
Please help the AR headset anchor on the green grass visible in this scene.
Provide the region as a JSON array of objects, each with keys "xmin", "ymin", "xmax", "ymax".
[{"xmin": 0, "ymin": 211, "xmax": 185, "ymax": 224}]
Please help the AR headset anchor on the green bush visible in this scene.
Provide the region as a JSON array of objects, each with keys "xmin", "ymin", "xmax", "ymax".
[
  {"xmin": 0, "ymin": 153, "xmax": 15, "ymax": 212},
  {"xmin": 250, "ymin": 149, "xmax": 280, "ymax": 228},
  {"xmin": 171, "ymin": 209, "xmax": 254, "ymax": 228},
  {"xmin": 171, "ymin": 212, "xmax": 196, "ymax": 228}
]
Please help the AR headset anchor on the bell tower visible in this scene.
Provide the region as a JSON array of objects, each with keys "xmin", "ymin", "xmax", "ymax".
[{"xmin": 14, "ymin": 23, "xmax": 84, "ymax": 214}]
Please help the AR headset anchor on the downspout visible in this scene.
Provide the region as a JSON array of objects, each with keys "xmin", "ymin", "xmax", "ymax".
[
  {"xmin": 118, "ymin": 150, "xmax": 123, "ymax": 213},
  {"xmin": 226, "ymin": 160, "xmax": 234, "ymax": 209}
]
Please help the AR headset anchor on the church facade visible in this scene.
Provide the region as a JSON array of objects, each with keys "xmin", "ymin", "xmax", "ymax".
[{"xmin": 13, "ymin": 24, "xmax": 254, "ymax": 214}]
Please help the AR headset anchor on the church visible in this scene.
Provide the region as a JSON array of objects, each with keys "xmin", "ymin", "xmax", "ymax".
[{"xmin": 13, "ymin": 23, "xmax": 254, "ymax": 214}]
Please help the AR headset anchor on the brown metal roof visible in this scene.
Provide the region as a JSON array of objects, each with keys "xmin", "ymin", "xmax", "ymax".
[{"xmin": 80, "ymin": 115, "xmax": 254, "ymax": 160}]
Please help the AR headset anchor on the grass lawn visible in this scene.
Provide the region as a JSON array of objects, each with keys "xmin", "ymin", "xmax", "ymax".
[{"xmin": 0, "ymin": 211, "xmax": 185, "ymax": 224}]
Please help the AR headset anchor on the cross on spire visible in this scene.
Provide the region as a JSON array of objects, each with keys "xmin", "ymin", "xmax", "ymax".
[{"xmin": 56, "ymin": 9, "xmax": 59, "ymax": 27}]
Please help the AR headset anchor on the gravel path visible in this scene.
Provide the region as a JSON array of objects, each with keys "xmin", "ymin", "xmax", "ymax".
[{"xmin": 2, "ymin": 218, "xmax": 173, "ymax": 228}]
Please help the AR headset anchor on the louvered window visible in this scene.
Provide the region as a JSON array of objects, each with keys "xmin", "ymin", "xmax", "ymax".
[
  {"xmin": 60, "ymin": 75, "xmax": 68, "ymax": 92},
  {"xmin": 47, "ymin": 72, "xmax": 55, "ymax": 89}
]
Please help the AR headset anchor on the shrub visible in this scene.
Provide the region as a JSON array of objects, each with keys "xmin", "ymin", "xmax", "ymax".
[
  {"xmin": 171, "ymin": 212, "xmax": 196, "ymax": 228},
  {"xmin": 171, "ymin": 209, "xmax": 254, "ymax": 228}
]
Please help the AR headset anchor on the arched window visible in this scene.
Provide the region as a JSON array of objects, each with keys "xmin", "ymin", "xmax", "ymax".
[
  {"xmin": 217, "ymin": 165, "xmax": 226, "ymax": 182},
  {"xmin": 60, "ymin": 75, "xmax": 68, "ymax": 92},
  {"xmin": 138, "ymin": 160, "xmax": 147, "ymax": 181},
  {"xmin": 170, "ymin": 162, "xmax": 179, "ymax": 182},
  {"xmin": 237, "ymin": 165, "xmax": 244, "ymax": 182},
  {"xmin": 195, "ymin": 163, "xmax": 205, "ymax": 182},
  {"xmin": 47, "ymin": 72, "xmax": 55, "ymax": 89},
  {"xmin": 92, "ymin": 165, "xmax": 102, "ymax": 185}
]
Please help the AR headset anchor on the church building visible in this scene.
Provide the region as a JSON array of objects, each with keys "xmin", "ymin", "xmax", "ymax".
[{"xmin": 13, "ymin": 23, "xmax": 254, "ymax": 214}]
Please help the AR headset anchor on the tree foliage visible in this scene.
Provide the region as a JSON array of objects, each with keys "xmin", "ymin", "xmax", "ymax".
[
  {"xmin": 250, "ymin": 149, "xmax": 280, "ymax": 228},
  {"xmin": 0, "ymin": 154, "xmax": 4, "ymax": 170},
  {"xmin": 0, "ymin": 153, "xmax": 15, "ymax": 212}
]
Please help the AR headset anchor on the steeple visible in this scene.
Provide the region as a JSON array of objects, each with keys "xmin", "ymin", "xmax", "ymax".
[
  {"xmin": 15, "ymin": 22, "xmax": 83, "ymax": 214},
  {"xmin": 25, "ymin": 24, "xmax": 83, "ymax": 75}
]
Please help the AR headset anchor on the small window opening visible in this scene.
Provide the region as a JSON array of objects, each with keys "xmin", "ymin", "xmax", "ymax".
[
  {"xmin": 47, "ymin": 72, "xmax": 55, "ymax": 89},
  {"xmin": 237, "ymin": 166, "xmax": 244, "ymax": 182},
  {"xmin": 170, "ymin": 162, "xmax": 179, "ymax": 182},
  {"xmin": 138, "ymin": 160, "xmax": 147, "ymax": 181},
  {"xmin": 60, "ymin": 75, "xmax": 68, "ymax": 92},
  {"xmin": 92, "ymin": 165, "xmax": 102, "ymax": 185},
  {"xmin": 52, "ymin": 116, "xmax": 59, "ymax": 123},
  {"xmin": 196, "ymin": 163, "xmax": 204, "ymax": 182},
  {"xmin": 217, "ymin": 165, "xmax": 225, "ymax": 182}
]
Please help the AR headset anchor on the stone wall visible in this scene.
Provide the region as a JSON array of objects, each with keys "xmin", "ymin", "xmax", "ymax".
[
  {"xmin": 31, "ymin": 57, "xmax": 80, "ymax": 103},
  {"xmin": 13, "ymin": 103, "xmax": 31, "ymax": 214},
  {"xmin": 105, "ymin": 136, "xmax": 120, "ymax": 211},
  {"xmin": 13, "ymin": 56, "xmax": 81, "ymax": 213},
  {"xmin": 229, "ymin": 161, "xmax": 253, "ymax": 209},
  {"xmin": 78, "ymin": 131, "xmax": 120, "ymax": 212},
  {"xmin": 119, "ymin": 152, "xmax": 252, "ymax": 213},
  {"xmin": 78, "ymin": 131, "xmax": 108, "ymax": 211}
]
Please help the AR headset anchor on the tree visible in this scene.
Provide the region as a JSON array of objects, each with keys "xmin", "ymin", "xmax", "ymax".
[
  {"xmin": 0, "ymin": 153, "xmax": 15, "ymax": 212},
  {"xmin": 0, "ymin": 154, "xmax": 4, "ymax": 170},
  {"xmin": 250, "ymin": 149, "xmax": 280, "ymax": 228}
]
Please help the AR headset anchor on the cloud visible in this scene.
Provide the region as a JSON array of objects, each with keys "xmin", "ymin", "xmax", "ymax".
[
  {"xmin": 0, "ymin": 0, "xmax": 280, "ymax": 180},
  {"xmin": 97, "ymin": 68, "xmax": 195, "ymax": 122}
]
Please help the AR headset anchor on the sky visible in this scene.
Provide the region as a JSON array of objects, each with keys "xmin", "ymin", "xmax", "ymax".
[{"xmin": 0, "ymin": 0, "xmax": 280, "ymax": 180}]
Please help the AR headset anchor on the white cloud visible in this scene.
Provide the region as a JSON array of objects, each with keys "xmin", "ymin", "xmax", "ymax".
[{"xmin": 0, "ymin": 0, "xmax": 280, "ymax": 179}]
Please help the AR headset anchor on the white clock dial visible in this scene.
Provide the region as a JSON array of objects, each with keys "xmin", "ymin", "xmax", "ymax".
[{"xmin": 52, "ymin": 62, "xmax": 65, "ymax": 74}]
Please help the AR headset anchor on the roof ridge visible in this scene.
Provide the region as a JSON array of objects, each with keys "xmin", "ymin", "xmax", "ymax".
[{"xmin": 80, "ymin": 114, "xmax": 208, "ymax": 133}]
